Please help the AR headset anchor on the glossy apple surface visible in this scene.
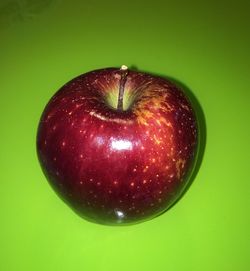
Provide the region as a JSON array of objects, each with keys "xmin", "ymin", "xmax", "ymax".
[{"xmin": 37, "ymin": 67, "xmax": 198, "ymax": 225}]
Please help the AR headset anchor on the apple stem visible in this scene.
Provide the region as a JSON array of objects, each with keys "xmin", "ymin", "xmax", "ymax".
[{"xmin": 117, "ymin": 65, "xmax": 128, "ymax": 111}]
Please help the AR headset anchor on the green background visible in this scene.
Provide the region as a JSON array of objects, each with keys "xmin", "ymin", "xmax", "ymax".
[{"xmin": 0, "ymin": 0, "xmax": 249, "ymax": 270}]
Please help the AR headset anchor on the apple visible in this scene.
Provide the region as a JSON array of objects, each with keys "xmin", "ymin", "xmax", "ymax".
[{"xmin": 37, "ymin": 66, "xmax": 199, "ymax": 225}]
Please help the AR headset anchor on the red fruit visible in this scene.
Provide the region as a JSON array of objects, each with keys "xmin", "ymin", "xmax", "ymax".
[{"xmin": 37, "ymin": 66, "xmax": 199, "ymax": 225}]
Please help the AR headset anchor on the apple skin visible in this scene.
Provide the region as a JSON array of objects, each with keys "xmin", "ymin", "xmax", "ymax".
[{"xmin": 37, "ymin": 67, "xmax": 198, "ymax": 225}]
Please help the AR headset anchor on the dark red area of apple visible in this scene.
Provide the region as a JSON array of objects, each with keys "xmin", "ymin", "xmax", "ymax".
[{"xmin": 37, "ymin": 67, "xmax": 198, "ymax": 225}]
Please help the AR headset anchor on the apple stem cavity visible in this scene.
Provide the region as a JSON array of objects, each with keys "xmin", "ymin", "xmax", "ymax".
[{"xmin": 117, "ymin": 65, "xmax": 128, "ymax": 111}]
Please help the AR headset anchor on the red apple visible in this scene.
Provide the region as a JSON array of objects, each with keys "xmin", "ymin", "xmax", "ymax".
[{"xmin": 37, "ymin": 66, "xmax": 198, "ymax": 225}]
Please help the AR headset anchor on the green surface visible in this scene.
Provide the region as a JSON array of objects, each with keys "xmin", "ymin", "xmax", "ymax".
[{"xmin": 0, "ymin": 1, "xmax": 249, "ymax": 270}]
